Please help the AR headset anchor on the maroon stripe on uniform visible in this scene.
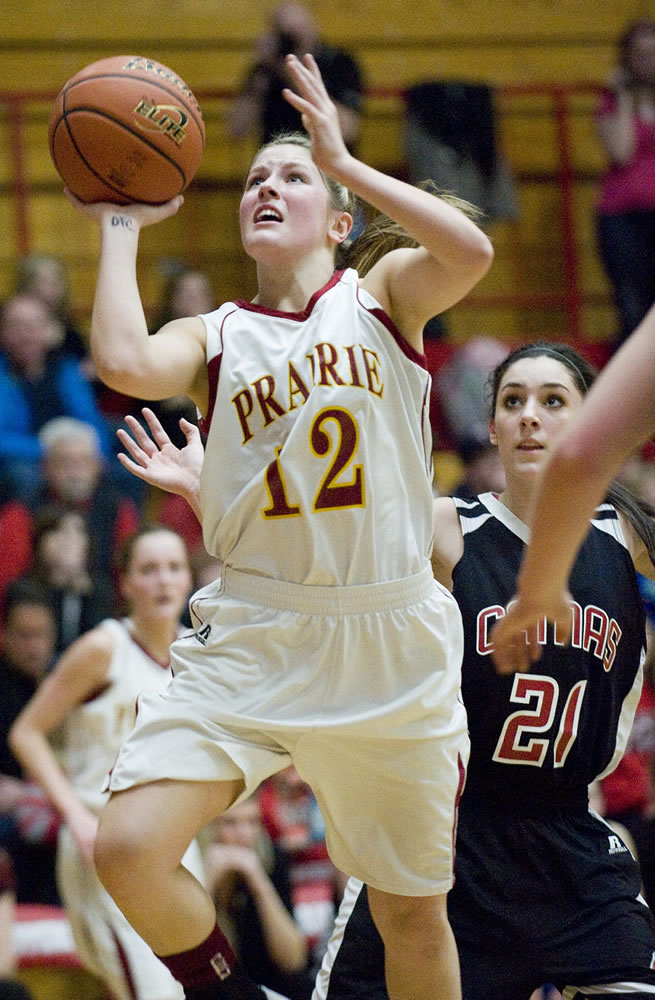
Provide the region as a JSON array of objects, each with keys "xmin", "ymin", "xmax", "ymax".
[
  {"xmin": 111, "ymin": 927, "xmax": 139, "ymax": 1000},
  {"xmin": 452, "ymin": 751, "xmax": 468, "ymax": 862}
]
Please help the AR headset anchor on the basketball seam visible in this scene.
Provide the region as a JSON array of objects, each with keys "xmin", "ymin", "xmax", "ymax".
[
  {"xmin": 63, "ymin": 72, "xmax": 205, "ymax": 140},
  {"xmin": 55, "ymin": 104, "xmax": 186, "ymax": 200},
  {"xmin": 59, "ymin": 105, "xmax": 187, "ymax": 181}
]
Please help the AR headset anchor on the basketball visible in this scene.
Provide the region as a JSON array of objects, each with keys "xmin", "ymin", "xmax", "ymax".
[{"xmin": 48, "ymin": 55, "xmax": 205, "ymax": 205}]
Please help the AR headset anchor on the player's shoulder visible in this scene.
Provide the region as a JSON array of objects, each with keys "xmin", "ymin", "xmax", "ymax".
[
  {"xmin": 589, "ymin": 500, "xmax": 627, "ymax": 545},
  {"xmin": 96, "ymin": 616, "xmax": 128, "ymax": 640},
  {"xmin": 82, "ymin": 619, "xmax": 122, "ymax": 656},
  {"xmin": 451, "ymin": 492, "xmax": 495, "ymax": 527},
  {"xmin": 56, "ymin": 622, "xmax": 116, "ymax": 682},
  {"xmin": 452, "ymin": 493, "xmax": 488, "ymax": 513}
]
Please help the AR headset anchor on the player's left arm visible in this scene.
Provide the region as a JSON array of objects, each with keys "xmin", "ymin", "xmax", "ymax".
[
  {"xmin": 363, "ymin": 236, "xmax": 492, "ymax": 352},
  {"xmin": 282, "ymin": 54, "xmax": 494, "ymax": 353}
]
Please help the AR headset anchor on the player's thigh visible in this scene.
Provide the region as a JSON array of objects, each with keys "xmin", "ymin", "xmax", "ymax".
[
  {"xmin": 294, "ymin": 727, "xmax": 467, "ymax": 896},
  {"xmin": 98, "ymin": 778, "xmax": 243, "ymax": 865}
]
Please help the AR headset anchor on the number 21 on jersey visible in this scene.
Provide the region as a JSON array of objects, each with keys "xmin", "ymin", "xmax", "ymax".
[{"xmin": 493, "ymin": 674, "xmax": 588, "ymax": 767}]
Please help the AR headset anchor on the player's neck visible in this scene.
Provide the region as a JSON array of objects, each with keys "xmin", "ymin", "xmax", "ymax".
[
  {"xmin": 128, "ymin": 616, "xmax": 179, "ymax": 666},
  {"xmin": 253, "ymin": 253, "xmax": 335, "ymax": 312},
  {"xmin": 496, "ymin": 484, "xmax": 536, "ymax": 527}
]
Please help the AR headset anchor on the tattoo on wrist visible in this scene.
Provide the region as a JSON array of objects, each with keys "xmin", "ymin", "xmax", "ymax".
[{"xmin": 111, "ymin": 215, "xmax": 135, "ymax": 231}]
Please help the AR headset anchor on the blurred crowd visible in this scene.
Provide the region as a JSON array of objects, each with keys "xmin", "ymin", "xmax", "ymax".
[{"xmin": 4, "ymin": 8, "xmax": 655, "ymax": 1000}]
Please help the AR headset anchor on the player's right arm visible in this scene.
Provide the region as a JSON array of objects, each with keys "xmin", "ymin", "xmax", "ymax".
[
  {"xmin": 116, "ymin": 407, "xmax": 204, "ymax": 520},
  {"xmin": 67, "ymin": 194, "xmax": 209, "ymax": 414},
  {"xmin": 431, "ymin": 496, "xmax": 464, "ymax": 590},
  {"xmin": 9, "ymin": 627, "xmax": 115, "ymax": 866}
]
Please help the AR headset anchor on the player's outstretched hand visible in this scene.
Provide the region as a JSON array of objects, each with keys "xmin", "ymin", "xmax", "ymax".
[
  {"xmin": 281, "ymin": 53, "xmax": 351, "ymax": 176},
  {"xmin": 491, "ymin": 590, "xmax": 574, "ymax": 674},
  {"xmin": 64, "ymin": 188, "xmax": 184, "ymax": 228},
  {"xmin": 116, "ymin": 407, "xmax": 203, "ymax": 500}
]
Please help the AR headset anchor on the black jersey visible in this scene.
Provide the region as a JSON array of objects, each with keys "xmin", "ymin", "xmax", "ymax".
[
  {"xmin": 452, "ymin": 492, "xmax": 646, "ymax": 810},
  {"xmin": 315, "ymin": 491, "xmax": 655, "ymax": 1000}
]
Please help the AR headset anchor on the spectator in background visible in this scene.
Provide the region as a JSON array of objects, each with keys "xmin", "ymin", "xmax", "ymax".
[
  {"xmin": 258, "ymin": 766, "xmax": 346, "ymax": 974},
  {"xmin": 24, "ymin": 506, "xmax": 114, "ymax": 655},
  {"xmin": 151, "ymin": 265, "xmax": 217, "ymax": 333},
  {"xmin": 227, "ymin": 2, "xmax": 363, "ymax": 155},
  {"xmin": 14, "ymin": 253, "xmax": 88, "ymax": 363},
  {"xmin": 451, "ymin": 437, "xmax": 506, "ymax": 500},
  {"xmin": 16, "ymin": 252, "xmax": 145, "ymax": 438},
  {"xmin": 595, "ymin": 19, "xmax": 655, "ymax": 350},
  {"xmin": 0, "ymin": 418, "xmax": 140, "ymax": 610},
  {"xmin": 0, "ymin": 580, "xmax": 59, "ymax": 906},
  {"xmin": 432, "ymin": 335, "xmax": 510, "ymax": 450},
  {"xmin": 404, "ymin": 81, "xmax": 519, "ymax": 226},
  {"xmin": 205, "ymin": 796, "xmax": 313, "ymax": 1000},
  {"xmin": 0, "ymin": 294, "xmax": 112, "ymax": 503},
  {"xmin": 157, "ymin": 486, "xmax": 204, "ymax": 566},
  {"xmin": 146, "ymin": 267, "xmax": 214, "ymax": 553},
  {"xmin": 0, "ymin": 581, "xmax": 56, "ymax": 782},
  {"xmin": 148, "ymin": 264, "xmax": 216, "ymax": 449}
]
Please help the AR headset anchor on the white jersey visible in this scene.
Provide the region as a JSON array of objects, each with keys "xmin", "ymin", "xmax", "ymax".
[
  {"xmin": 108, "ymin": 272, "xmax": 468, "ymax": 899},
  {"xmin": 199, "ymin": 268, "xmax": 434, "ymax": 586},
  {"xmin": 56, "ymin": 616, "xmax": 205, "ymax": 1000},
  {"xmin": 59, "ymin": 617, "xmax": 174, "ymax": 813}
]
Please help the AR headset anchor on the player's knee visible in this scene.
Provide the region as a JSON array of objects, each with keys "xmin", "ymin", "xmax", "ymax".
[
  {"xmin": 94, "ymin": 805, "xmax": 150, "ymax": 895},
  {"xmin": 368, "ymin": 889, "xmax": 450, "ymax": 948}
]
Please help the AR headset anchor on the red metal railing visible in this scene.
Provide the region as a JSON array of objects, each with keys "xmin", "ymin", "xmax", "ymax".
[
  {"xmin": 0, "ymin": 81, "xmax": 604, "ymax": 343},
  {"xmin": 3, "ymin": 90, "xmax": 36, "ymax": 257}
]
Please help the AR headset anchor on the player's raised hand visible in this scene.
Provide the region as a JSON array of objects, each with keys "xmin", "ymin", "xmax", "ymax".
[
  {"xmin": 116, "ymin": 406, "xmax": 203, "ymax": 499},
  {"xmin": 64, "ymin": 188, "xmax": 184, "ymax": 228},
  {"xmin": 281, "ymin": 53, "xmax": 351, "ymax": 175}
]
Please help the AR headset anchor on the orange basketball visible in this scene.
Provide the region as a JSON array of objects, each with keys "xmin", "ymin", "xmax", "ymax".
[{"xmin": 48, "ymin": 55, "xmax": 205, "ymax": 205}]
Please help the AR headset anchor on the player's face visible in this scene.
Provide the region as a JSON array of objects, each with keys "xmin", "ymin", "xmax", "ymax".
[
  {"xmin": 490, "ymin": 356, "xmax": 584, "ymax": 482},
  {"xmin": 45, "ymin": 439, "xmax": 101, "ymax": 502},
  {"xmin": 627, "ymin": 28, "xmax": 655, "ymax": 85},
  {"xmin": 120, "ymin": 531, "xmax": 191, "ymax": 622},
  {"xmin": 0, "ymin": 295, "xmax": 57, "ymax": 372},
  {"xmin": 3, "ymin": 604, "xmax": 56, "ymax": 682},
  {"xmin": 240, "ymin": 144, "xmax": 338, "ymax": 262}
]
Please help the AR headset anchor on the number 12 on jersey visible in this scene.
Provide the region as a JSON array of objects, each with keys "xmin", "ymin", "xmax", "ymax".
[{"xmin": 262, "ymin": 407, "xmax": 365, "ymax": 519}]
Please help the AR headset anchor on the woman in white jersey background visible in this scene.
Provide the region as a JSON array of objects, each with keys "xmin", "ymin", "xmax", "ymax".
[
  {"xmin": 65, "ymin": 53, "xmax": 493, "ymax": 1000},
  {"xmin": 9, "ymin": 525, "xmax": 205, "ymax": 1000}
]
